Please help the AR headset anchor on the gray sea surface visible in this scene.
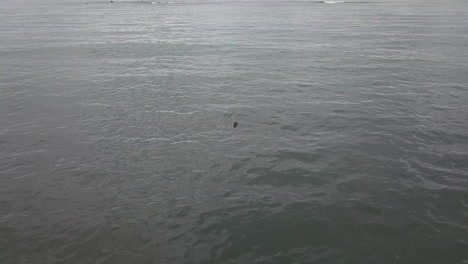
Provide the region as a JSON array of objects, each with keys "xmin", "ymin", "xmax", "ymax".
[{"xmin": 1, "ymin": 0, "xmax": 468, "ymax": 263}]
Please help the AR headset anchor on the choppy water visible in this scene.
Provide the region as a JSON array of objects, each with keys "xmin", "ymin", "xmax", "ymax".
[{"xmin": 1, "ymin": 0, "xmax": 468, "ymax": 263}]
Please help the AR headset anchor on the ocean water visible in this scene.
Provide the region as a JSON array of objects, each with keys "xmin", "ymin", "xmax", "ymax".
[{"xmin": 1, "ymin": 0, "xmax": 468, "ymax": 263}]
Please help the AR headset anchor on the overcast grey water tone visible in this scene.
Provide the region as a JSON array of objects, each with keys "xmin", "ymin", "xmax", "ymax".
[{"xmin": 1, "ymin": 0, "xmax": 468, "ymax": 263}]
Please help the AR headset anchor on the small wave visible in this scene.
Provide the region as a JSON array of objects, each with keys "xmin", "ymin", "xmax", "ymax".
[
  {"xmin": 81, "ymin": 102, "xmax": 112, "ymax": 107},
  {"xmin": 320, "ymin": 0, "xmax": 345, "ymax": 3},
  {"xmin": 154, "ymin": 110, "xmax": 197, "ymax": 115},
  {"xmin": 169, "ymin": 140, "xmax": 203, "ymax": 145}
]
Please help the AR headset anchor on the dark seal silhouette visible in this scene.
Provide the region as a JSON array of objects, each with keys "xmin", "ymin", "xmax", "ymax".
[{"xmin": 233, "ymin": 121, "xmax": 238, "ymax": 128}]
